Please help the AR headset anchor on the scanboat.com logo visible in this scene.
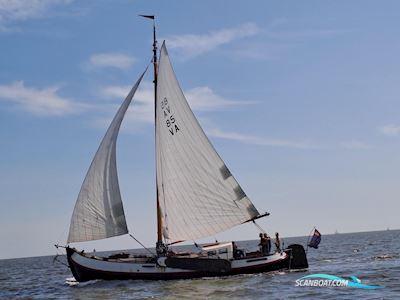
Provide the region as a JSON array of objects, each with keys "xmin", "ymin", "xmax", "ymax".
[{"xmin": 296, "ymin": 274, "xmax": 384, "ymax": 289}]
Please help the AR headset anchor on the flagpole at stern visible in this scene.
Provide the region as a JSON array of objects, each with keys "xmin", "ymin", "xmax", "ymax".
[{"xmin": 305, "ymin": 226, "xmax": 316, "ymax": 253}]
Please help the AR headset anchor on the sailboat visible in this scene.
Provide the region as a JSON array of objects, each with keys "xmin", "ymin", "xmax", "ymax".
[{"xmin": 63, "ymin": 18, "xmax": 308, "ymax": 282}]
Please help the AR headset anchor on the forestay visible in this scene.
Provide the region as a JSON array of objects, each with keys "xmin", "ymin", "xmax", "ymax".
[
  {"xmin": 67, "ymin": 70, "xmax": 146, "ymax": 243},
  {"xmin": 156, "ymin": 42, "xmax": 260, "ymax": 243}
]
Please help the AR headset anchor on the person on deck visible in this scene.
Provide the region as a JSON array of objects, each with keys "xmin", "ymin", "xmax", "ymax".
[
  {"xmin": 259, "ymin": 233, "xmax": 268, "ymax": 255},
  {"xmin": 258, "ymin": 233, "xmax": 263, "ymax": 253},
  {"xmin": 232, "ymin": 241, "xmax": 238, "ymax": 258},
  {"xmin": 275, "ymin": 232, "xmax": 281, "ymax": 253},
  {"xmin": 232, "ymin": 241, "xmax": 244, "ymax": 259},
  {"xmin": 264, "ymin": 233, "xmax": 271, "ymax": 255}
]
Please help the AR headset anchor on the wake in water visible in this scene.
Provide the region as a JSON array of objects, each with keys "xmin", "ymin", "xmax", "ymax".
[
  {"xmin": 65, "ymin": 277, "xmax": 79, "ymax": 286},
  {"xmin": 372, "ymin": 254, "xmax": 398, "ymax": 260},
  {"xmin": 65, "ymin": 277, "xmax": 102, "ymax": 287}
]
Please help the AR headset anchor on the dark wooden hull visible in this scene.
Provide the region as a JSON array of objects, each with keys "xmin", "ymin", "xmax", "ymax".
[{"xmin": 66, "ymin": 244, "xmax": 307, "ymax": 282}]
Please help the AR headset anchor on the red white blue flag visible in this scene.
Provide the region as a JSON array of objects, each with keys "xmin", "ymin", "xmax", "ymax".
[{"xmin": 308, "ymin": 228, "xmax": 321, "ymax": 249}]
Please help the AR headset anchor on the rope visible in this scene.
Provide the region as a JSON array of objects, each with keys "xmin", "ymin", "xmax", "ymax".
[
  {"xmin": 129, "ymin": 233, "xmax": 157, "ymax": 257},
  {"xmin": 253, "ymin": 220, "xmax": 266, "ymax": 233},
  {"xmin": 53, "ymin": 254, "xmax": 70, "ymax": 268},
  {"xmin": 54, "ymin": 220, "xmax": 69, "ymax": 249}
]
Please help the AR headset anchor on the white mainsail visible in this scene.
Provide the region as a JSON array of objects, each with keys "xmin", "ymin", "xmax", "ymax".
[
  {"xmin": 156, "ymin": 42, "xmax": 260, "ymax": 243},
  {"xmin": 68, "ymin": 70, "xmax": 146, "ymax": 243}
]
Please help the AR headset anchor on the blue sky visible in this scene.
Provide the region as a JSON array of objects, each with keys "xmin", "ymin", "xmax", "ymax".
[{"xmin": 1, "ymin": 0, "xmax": 400, "ymax": 259}]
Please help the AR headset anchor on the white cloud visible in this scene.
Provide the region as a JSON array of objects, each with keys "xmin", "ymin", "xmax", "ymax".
[
  {"xmin": 99, "ymin": 84, "xmax": 312, "ymax": 149},
  {"xmin": 88, "ymin": 53, "xmax": 136, "ymax": 70},
  {"xmin": 0, "ymin": 81, "xmax": 82, "ymax": 116},
  {"xmin": 378, "ymin": 125, "xmax": 400, "ymax": 137},
  {"xmin": 126, "ymin": 83, "xmax": 154, "ymax": 124},
  {"xmin": 96, "ymin": 82, "xmax": 153, "ymax": 128},
  {"xmin": 266, "ymin": 28, "xmax": 353, "ymax": 40},
  {"xmin": 341, "ymin": 140, "xmax": 372, "ymax": 150},
  {"xmin": 231, "ymin": 20, "xmax": 352, "ymax": 61},
  {"xmin": 100, "ymin": 82, "xmax": 254, "ymax": 126},
  {"xmin": 166, "ymin": 22, "xmax": 260, "ymax": 59},
  {"xmin": 185, "ymin": 86, "xmax": 255, "ymax": 110},
  {"xmin": 0, "ymin": 0, "xmax": 72, "ymax": 32},
  {"xmin": 207, "ymin": 127, "xmax": 315, "ymax": 149}
]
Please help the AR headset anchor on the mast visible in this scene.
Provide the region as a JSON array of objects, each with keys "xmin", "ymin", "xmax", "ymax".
[
  {"xmin": 139, "ymin": 15, "xmax": 164, "ymax": 254},
  {"xmin": 152, "ymin": 20, "xmax": 163, "ymax": 248}
]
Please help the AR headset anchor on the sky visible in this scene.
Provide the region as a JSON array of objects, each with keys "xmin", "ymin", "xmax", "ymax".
[{"xmin": 1, "ymin": 0, "xmax": 400, "ymax": 259}]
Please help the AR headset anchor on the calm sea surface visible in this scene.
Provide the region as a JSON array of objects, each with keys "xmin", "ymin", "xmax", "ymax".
[{"xmin": 1, "ymin": 230, "xmax": 399, "ymax": 299}]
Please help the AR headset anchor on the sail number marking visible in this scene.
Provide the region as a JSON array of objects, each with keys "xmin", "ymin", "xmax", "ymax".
[{"xmin": 161, "ymin": 97, "xmax": 180, "ymax": 135}]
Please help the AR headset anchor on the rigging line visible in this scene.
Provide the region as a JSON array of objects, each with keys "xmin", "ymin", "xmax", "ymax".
[
  {"xmin": 55, "ymin": 221, "xmax": 69, "ymax": 246},
  {"xmin": 53, "ymin": 244, "xmax": 70, "ymax": 268},
  {"xmin": 253, "ymin": 220, "xmax": 266, "ymax": 233},
  {"xmin": 128, "ymin": 233, "xmax": 157, "ymax": 257},
  {"xmin": 53, "ymin": 254, "xmax": 69, "ymax": 268},
  {"xmin": 140, "ymin": 60, "xmax": 152, "ymax": 75}
]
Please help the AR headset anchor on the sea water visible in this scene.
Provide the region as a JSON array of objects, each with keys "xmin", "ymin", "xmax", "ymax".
[{"xmin": 0, "ymin": 230, "xmax": 399, "ymax": 299}]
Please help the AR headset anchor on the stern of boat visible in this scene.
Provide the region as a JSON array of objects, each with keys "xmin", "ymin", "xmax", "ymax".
[{"xmin": 285, "ymin": 244, "xmax": 308, "ymax": 269}]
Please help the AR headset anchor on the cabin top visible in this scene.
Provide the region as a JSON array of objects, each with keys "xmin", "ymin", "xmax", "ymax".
[{"xmin": 201, "ymin": 242, "xmax": 234, "ymax": 260}]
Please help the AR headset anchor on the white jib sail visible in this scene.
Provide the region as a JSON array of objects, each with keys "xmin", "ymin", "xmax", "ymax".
[
  {"xmin": 68, "ymin": 70, "xmax": 146, "ymax": 243},
  {"xmin": 156, "ymin": 43, "xmax": 260, "ymax": 243}
]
